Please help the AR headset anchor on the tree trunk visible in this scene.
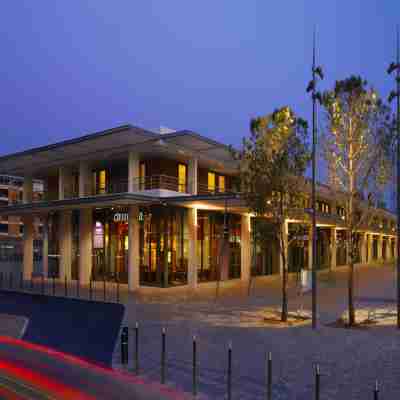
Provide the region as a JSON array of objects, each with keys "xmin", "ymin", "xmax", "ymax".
[{"xmin": 281, "ymin": 230, "xmax": 288, "ymax": 322}]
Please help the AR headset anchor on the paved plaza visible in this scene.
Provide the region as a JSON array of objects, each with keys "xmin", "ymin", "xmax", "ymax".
[{"xmin": 112, "ymin": 263, "xmax": 400, "ymax": 399}]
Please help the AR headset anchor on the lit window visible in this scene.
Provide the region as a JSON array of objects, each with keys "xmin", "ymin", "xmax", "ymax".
[
  {"xmin": 139, "ymin": 162, "xmax": 146, "ymax": 190},
  {"xmin": 99, "ymin": 170, "xmax": 106, "ymax": 194},
  {"xmin": 218, "ymin": 175, "xmax": 225, "ymax": 193},
  {"xmin": 178, "ymin": 164, "xmax": 187, "ymax": 193},
  {"xmin": 208, "ymin": 172, "xmax": 216, "ymax": 192}
]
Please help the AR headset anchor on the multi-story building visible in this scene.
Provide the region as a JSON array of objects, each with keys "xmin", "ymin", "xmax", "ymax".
[{"xmin": 0, "ymin": 125, "xmax": 396, "ymax": 290}]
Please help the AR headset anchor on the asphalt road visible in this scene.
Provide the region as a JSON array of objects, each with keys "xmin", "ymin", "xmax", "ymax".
[{"xmin": 0, "ymin": 336, "xmax": 188, "ymax": 400}]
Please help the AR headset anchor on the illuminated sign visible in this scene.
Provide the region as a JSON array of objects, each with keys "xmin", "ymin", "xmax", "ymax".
[{"xmin": 113, "ymin": 212, "xmax": 129, "ymax": 223}]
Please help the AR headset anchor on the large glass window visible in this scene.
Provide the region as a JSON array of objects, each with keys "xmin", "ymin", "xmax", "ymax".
[
  {"xmin": 218, "ymin": 175, "xmax": 225, "ymax": 193},
  {"xmin": 139, "ymin": 162, "xmax": 146, "ymax": 190}
]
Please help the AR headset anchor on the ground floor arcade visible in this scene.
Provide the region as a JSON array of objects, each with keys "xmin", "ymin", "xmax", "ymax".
[{"xmin": 16, "ymin": 204, "xmax": 398, "ymax": 291}]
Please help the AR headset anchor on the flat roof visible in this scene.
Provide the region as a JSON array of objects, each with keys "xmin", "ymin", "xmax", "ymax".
[{"xmin": 0, "ymin": 124, "xmax": 238, "ymax": 176}]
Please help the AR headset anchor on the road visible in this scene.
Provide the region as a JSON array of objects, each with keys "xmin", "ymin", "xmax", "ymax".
[{"xmin": 0, "ymin": 336, "xmax": 189, "ymax": 400}]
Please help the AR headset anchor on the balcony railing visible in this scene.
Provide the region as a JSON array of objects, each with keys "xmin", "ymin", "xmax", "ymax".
[{"xmin": 131, "ymin": 175, "xmax": 187, "ymax": 193}]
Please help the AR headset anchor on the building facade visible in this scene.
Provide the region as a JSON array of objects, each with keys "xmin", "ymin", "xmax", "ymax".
[{"xmin": 0, "ymin": 125, "xmax": 396, "ymax": 290}]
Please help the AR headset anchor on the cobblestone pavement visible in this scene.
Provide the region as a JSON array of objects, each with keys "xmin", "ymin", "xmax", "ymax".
[{"xmin": 111, "ymin": 263, "xmax": 400, "ymax": 399}]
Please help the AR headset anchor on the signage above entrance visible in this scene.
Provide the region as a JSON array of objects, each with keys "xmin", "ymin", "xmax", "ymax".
[{"xmin": 113, "ymin": 212, "xmax": 129, "ymax": 223}]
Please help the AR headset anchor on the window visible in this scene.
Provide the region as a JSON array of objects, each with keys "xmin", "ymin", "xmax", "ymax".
[
  {"xmin": 207, "ymin": 172, "xmax": 216, "ymax": 193},
  {"xmin": 178, "ymin": 164, "xmax": 187, "ymax": 193},
  {"xmin": 139, "ymin": 162, "xmax": 146, "ymax": 190},
  {"xmin": 99, "ymin": 170, "xmax": 106, "ymax": 194},
  {"xmin": 218, "ymin": 175, "xmax": 225, "ymax": 193}
]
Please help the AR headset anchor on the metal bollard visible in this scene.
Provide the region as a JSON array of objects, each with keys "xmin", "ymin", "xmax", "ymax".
[
  {"xmin": 89, "ymin": 277, "xmax": 93, "ymax": 301},
  {"xmin": 41, "ymin": 274, "xmax": 45, "ymax": 295},
  {"xmin": 266, "ymin": 351, "xmax": 272, "ymax": 400},
  {"xmin": 193, "ymin": 335, "xmax": 197, "ymax": 397},
  {"xmin": 134, "ymin": 322, "xmax": 139, "ymax": 375},
  {"xmin": 227, "ymin": 342, "xmax": 232, "ymax": 400},
  {"xmin": 103, "ymin": 275, "xmax": 106, "ymax": 302},
  {"xmin": 52, "ymin": 275, "xmax": 56, "ymax": 296},
  {"xmin": 374, "ymin": 380, "xmax": 379, "ymax": 400},
  {"xmin": 120, "ymin": 326, "xmax": 129, "ymax": 365},
  {"xmin": 161, "ymin": 327, "xmax": 166, "ymax": 384},
  {"xmin": 65, "ymin": 275, "xmax": 68, "ymax": 297},
  {"xmin": 315, "ymin": 364, "xmax": 320, "ymax": 400},
  {"xmin": 20, "ymin": 271, "xmax": 23, "ymax": 289}
]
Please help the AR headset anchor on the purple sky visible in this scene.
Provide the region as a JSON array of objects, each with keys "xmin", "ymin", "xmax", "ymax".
[{"xmin": 0, "ymin": 1, "xmax": 398, "ymax": 208}]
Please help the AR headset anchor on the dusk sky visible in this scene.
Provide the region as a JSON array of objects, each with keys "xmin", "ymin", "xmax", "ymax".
[{"xmin": 0, "ymin": 1, "xmax": 398, "ymax": 158}]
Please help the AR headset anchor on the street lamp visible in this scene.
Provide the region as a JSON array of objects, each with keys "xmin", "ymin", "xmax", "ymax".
[
  {"xmin": 306, "ymin": 29, "xmax": 324, "ymax": 330},
  {"xmin": 387, "ymin": 26, "xmax": 400, "ymax": 329}
]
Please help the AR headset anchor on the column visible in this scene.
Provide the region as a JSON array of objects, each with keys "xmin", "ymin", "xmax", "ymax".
[
  {"xmin": 22, "ymin": 215, "xmax": 34, "ymax": 280},
  {"xmin": 79, "ymin": 208, "xmax": 92, "ymax": 285},
  {"xmin": 128, "ymin": 152, "xmax": 140, "ymax": 192},
  {"xmin": 23, "ymin": 176, "xmax": 33, "ymax": 203},
  {"xmin": 188, "ymin": 158, "xmax": 198, "ymax": 195},
  {"xmin": 330, "ymin": 227, "xmax": 337, "ymax": 269},
  {"xmin": 360, "ymin": 233, "xmax": 367, "ymax": 265},
  {"xmin": 79, "ymin": 162, "xmax": 91, "ymax": 197},
  {"xmin": 187, "ymin": 208, "xmax": 198, "ymax": 288},
  {"xmin": 241, "ymin": 214, "xmax": 251, "ymax": 282},
  {"xmin": 42, "ymin": 216, "xmax": 49, "ymax": 278},
  {"xmin": 378, "ymin": 235, "xmax": 383, "ymax": 261},
  {"xmin": 128, "ymin": 205, "xmax": 140, "ymax": 291},
  {"xmin": 368, "ymin": 234, "xmax": 373, "ymax": 263},
  {"xmin": 59, "ymin": 211, "xmax": 72, "ymax": 281},
  {"xmin": 386, "ymin": 237, "xmax": 391, "ymax": 261},
  {"xmin": 279, "ymin": 220, "xmax": 289, "ymax": 274}
]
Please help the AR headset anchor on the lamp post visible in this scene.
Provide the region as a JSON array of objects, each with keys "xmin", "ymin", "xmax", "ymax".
[
  {"xmin": 306, "ymin": 29, "xmax": 324, "ymax": 330},
  {"xmin": 387, "ymin": 26, "xmax": 400, "ymax": 329}
]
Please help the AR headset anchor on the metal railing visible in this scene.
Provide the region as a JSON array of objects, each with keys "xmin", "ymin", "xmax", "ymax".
[{"xmin": 131, "ymin": 175, "xmax": 187, "ymax": 193}]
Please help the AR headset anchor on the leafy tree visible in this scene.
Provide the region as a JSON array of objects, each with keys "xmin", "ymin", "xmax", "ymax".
[
  {"xmin": 234, "ymin": 106, "xmax": 310, "ymax": 321},
  {"xmin": 321, "ymin": 76, "xmax": 395, "ymax": 326}
]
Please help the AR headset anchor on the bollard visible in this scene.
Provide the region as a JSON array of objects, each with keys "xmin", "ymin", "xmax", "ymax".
[
  {"xmin": 161, "ymin": 327, "xmax": 166, "ymax": 384},
  {"xmin": 193, "ymin": 335, "xmax": 197, "ymax": 397},
  {"xmin": 52, "ymin": 275, "xmax": 56, "ymax": 296},
  {"xmin": 9, "ymin": 272, "xmax": 13, "ymax": 289},
  {"xmin": 116, "ymin": 279, "xmax": 120, "ymax": 303},
  {"xmin": 103, "ymin": 275, "xmax": 106, "ymax": 302},
  {"xmin": 315, "ymin": 364, "xmax": 320, "ymax": 400},
  {"xmin": 266, "ymin": 351, "xmax": 272, "ymax": 400},
  {"xmin": 20, "ymin": 271, "xmax": 23, "ymax": 289},
  {"xmin": 89, "ymin": 277, "xmax": 93, "ymax": 301},
  {"xmin": 134, "ymin": 322, "xmax": 139, "ymax": 375},
  {"xmin": 227, "ymin": 342, "xmax": 232, "ymax": 400},
  {"xmin": 120, "ymin": 326, "xmax": 128, "ymax": 365},
  {"xmin": 65, "ymin": 275, "xmax": 68, "ymax": 297},
  {"xmin": 374, "ymin": 380, "xmax": 379, "ymax": 400},
  {"xmin": 41, "ymin": 274, "xmax": 45, "ymax": 295}
]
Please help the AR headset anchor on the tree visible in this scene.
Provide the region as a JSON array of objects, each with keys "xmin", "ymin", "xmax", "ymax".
[
  {"xmin": 234, "ymin": 106, "xmax": 310, "ymax": 322},
  {"xmin": 321, "ymin": 76, "xmax": 395, "ymax": 326}
]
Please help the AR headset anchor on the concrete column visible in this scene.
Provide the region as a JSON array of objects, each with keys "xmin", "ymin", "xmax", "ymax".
[
  {"xmin": 128, "ymin": 205, "xmax": 140, "ymax": 291},
  {"xmin": 279, "ymin": 220, "xmax": 289, "ymax": 274},
  {"xmin": 378, "ymin": 235, "xmax": 383, "ymax": 261},
  {"xmin": 59, "ymin": 211, "xmax": 72, "ymax": 281},
  {"xmin": 386, "ymin": 237, "xmax": 391, "ymax": 261},
  {"xmin": 188, "ymin": 158, "xmax": 198, "ymax": 195},
  {"xmin": 368, "ymin": 235, "xmax": 373, "ymax": 263},
  {"xmin": 79, "ymin": 209, "xmax": 92, "ymax": 285},
  {"xmin": 23, "ymin": 176, "xmax": 33, "ymax": 203},
  {"xmin": 241, "ymin": 214, "xmax": 251, "ymax": 282},
  {"xmin": 187, "ymin": 208, "xmax": 198, "ymax": 288},
  {"xmin": 330, "ymin": 227, "xmax": 337, "ymax": 269},
  {"xmin": 360, "ymin": 233, "xmax": 367, "ymax": 265},
  {"xmin": 42, "ymin": 216, "xmax": 49, "ymax": 278},
  {"xmin": 23, "ymin": 215, "xmax": 34, "ymax": 280},
  {"xmin": 79, "ymin": 162, "xmax": 91, "ymax": 197},
  {"xmin": 128, "ymin": 152, "xmax": 140, "ymax": 192}
]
